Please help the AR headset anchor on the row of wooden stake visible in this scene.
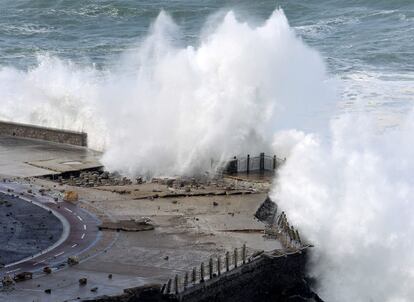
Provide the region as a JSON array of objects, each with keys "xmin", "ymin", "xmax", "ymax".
[{"xmin": 163, "ymin": 244, "xmax": 248, "ymax": 295}]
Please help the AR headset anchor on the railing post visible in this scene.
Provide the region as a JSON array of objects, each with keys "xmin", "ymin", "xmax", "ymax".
[
  {"xmin": 247, "ymin": 154, "xmax": 250, "ymax": 174},
  {"xmin": 234, "ymin": 156, "xmax": 238, "ymax": 174},
  {"xmin": 217, "ymin": 256, "xmax": 221, "ymax": 276},
  {"xmin": 260, "ymin": 152, "xmax": 265, "ymax": 173},
  {"xmin": 273, "ymin": 155, "xmax": 277, "ymax": 170}
]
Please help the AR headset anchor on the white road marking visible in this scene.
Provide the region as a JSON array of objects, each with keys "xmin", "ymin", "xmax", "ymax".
[
  {"xmin": 54, "ymin": 251, "xmax": 64, "ymax": 257},
  {"xmin": 81, "ymin": 233, "xmax": 85, "ymax": 239},
  {"xmin": 71, "ymin": 244, "xmax": 78, "ymax": 248},
  {"xmin": 6, "ymin": 268, "xmax": 20, "ymax": 274},
  {"xmin": 33, "ymin": 259, "xmax": 46, "ymax": 266},
  {"xmin": 64, "ymin": 207, "xmax": 72, "ymax": 213},
  {"xmin": 83, "ymin": 224, "xmax": 86, "ymax": 230},
  {"xmin": 77, "ymin": 215, "xmax": 83, "ymax": 221}
]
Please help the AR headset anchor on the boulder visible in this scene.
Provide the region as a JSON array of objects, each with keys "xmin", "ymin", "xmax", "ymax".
[
  {"xmin": 13, "ymin": 271, "xmax": 32, "ymax": 282},
  {"xmin": 79, "ymin": 277, "xmax": 87, "ymax": 286},
  {"xmin": 2, "ymin": 275, "xmax": 14, "ymax": 286},
  {"xmin": 255, "ymin": 196, "xmax": 278, "ymax": 225},
  {"xmin": 63, "ymin": 191, "xmax": 79, "ymax": 203},
  {"xmin": 67, "ymin": 256, "xmax": 79, "ymax": 266}
]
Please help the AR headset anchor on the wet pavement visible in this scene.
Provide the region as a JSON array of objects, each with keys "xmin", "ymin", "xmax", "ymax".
[
  {"xmin": 0, "ymin": 136, "xmax": 101, "ymax": 177},
  {"xmin": 0, "ymin": 136, "xmax": 284, "ymax": 302}
]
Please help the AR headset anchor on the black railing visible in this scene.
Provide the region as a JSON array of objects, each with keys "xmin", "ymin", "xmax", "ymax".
[{"xmin": 224, "ymin": 153, "xmax": 284, "ymax": 175}]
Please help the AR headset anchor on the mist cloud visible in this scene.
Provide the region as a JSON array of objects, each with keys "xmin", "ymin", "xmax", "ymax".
[{"xmin": 272, "ymin": 113, "xmax": 414, "ymax": 301}]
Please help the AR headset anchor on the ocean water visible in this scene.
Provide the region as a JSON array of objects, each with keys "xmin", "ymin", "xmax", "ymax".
[{"xmin": 1, "ymin": 0, "xmax": 413, "ymax": 129}]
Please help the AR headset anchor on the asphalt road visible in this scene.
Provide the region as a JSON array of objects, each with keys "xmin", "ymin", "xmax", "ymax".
[
  {"xmin": 0, "ymin": 180, "xmax": 100, "ymax": 280},
  {"xmin": 0, "ymin": 192, "xmax": 63, "ymax": 265}
]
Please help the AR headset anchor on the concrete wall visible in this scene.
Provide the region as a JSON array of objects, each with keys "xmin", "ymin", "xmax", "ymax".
[
  {"xmin": 83, "ymin": 248, "xmax": 321, "ymax": 302},
  {"xmin": 174, "ymin": 249, "xmax": 316, "ymax": 302},
  {"xmin": 0, "ymin": 121, "xmax": 87, "ymax": 147}
]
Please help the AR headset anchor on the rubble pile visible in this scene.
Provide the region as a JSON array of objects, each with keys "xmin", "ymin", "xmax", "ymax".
[
  {"xmin": 56, "ymin": 171, "xmax": 135, "ymax": 188},
  {"xmin": 151, "ymin": 176, "xmax": 236, "ymax": 193}
]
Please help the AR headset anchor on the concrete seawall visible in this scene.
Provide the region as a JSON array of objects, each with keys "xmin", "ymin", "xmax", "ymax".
[
  {"xmin": 0, "ymin": 121, "xmax": 87, "ymax": 147},
  {"xmin": 83, "ymin": 248, "xmax": 319, "ymax": 302}
]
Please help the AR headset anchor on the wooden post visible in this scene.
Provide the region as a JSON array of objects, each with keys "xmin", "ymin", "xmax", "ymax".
[
  {"xmin": 200, "ymin": 262, "xmax": 205, "ymax": 282},
  {"xmin": 184, "ymin": 272, "xmax": 189, "ymax": 289},
  {"xmin": 273, "ymin": 155, "xmax": 277, "ymax": 170},
  {"xmin": 192, "ymin": 267, "xmax": 197, "ymax": 284},
  {"xmin": 242, "ymin": 244, "xmax": 246, "ymax": 264},
  {"xmin": 234, "ymin": 248, "xmax": 238, "ymax": 268},
  {"xmin": 175, "ymin": 274, "xmax": 179, "ymax": 294},
  {"xmin": 217, "ymin": 256, "xmax": 221, "ymax": 276},
  {"xmin": 166, "ymin": 279, "xmax": 172, "ymax": 294},
  {"xmin": 209, "ymin": 258, "xmax": 213, "ymax": 279},
  {"xmin": 296, "ymin": 229, "xmax": 301, "ymax": 244},
  {"xmin": 225, "ymin": 251, "xmax": 230, "ymax": 272}
]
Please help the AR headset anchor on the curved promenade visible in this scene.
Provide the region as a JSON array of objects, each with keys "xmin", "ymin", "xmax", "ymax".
[{"xmin": 0, "ymin": 181, "xmax": 100, "ymax": 279}]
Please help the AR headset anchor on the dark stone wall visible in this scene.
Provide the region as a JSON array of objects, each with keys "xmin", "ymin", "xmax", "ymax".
[
  {"xmin": 255, "ymin": 196, "xmax": 278, "ymax": 225},
  {"xmin": 0, "ymin": 121, "xmax": 87, "ymax": 147}
]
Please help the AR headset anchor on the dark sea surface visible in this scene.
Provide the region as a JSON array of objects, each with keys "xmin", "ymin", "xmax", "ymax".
[{"xmin": 0, "ymin": 0, "xmax": 413, "ymax": 126}]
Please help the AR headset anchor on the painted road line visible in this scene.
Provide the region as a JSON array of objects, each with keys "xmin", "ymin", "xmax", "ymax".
[
  {"xmin": 64, "ymin": 207, "xmax": 72, "ymax": 213},
  {"xmin": 77, "ymin": 215, "xmax": 83, "ymax": 221},
  {"xmin": 33, "ymin": 259, "xmax": 46, "ymax": 266},
  {"xmin": 71, "ymin": 244, "xmax": 78, "ymax": 248},
  {"xmin": 54, "ymin": 251, "xmax": 64, "ymax": 257},
  {"xmin": 6, "ymin": 268, "xmax": 20, "ymax": 274},
  {"xmin": 81, "ymin": 233, "xmax": 85, "ymax": 239},
  {"xmin": 83, "ymin": 224, "xmax": 86, "ymax": 230}
]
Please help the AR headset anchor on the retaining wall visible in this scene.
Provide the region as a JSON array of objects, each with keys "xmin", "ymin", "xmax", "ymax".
[
  {"xmin": 0, "ymin": 121, "xmax": 87, "ymax": 147},
  {"xmin": 83, "ymin": 248, "xmax": 320, "ymax": 302}
]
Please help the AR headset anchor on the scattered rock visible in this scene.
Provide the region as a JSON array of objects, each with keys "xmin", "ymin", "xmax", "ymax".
[
  {"xmin": 90, "ymin": 287, "xmax": 98, "ymax": 292},
  {"xmin": 2, "ymin": 275, "xmax": 14, "ymax": 286},
  {"xmin": 213, "ymin": 202, "xmax": 219, "ymax": 206},
  {"xmin": 63, "ymin": 191, "xmax": 79, "ymax": 203},
  {"xmin": 43, "ymin": 267, "xmax": 52, "ymax": 274},
  {"xmin": 44, "ymin": 289, "xmax": 51, "ymax": 294},
  {"xmin": 13, "ymin": 272, "xmax": 32, "ymax": 282},
  {"xmin": 108, "ymin": 274, "xmax": 112, "ymax": 279},
  {"xmin": 79, "ymin": 278, "xmax": 87, "ymax": 286},
  {"xmin": 67, "ymin": 256, "xmax": 79, "ymax": 266}
]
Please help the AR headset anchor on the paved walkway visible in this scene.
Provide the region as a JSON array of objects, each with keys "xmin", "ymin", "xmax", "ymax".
[{"xmin": 0, "ymin": 136, "xmax": 101, "ymax": 177}]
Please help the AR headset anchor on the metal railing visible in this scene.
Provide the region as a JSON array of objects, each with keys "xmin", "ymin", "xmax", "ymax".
[{"xmin": 224, "ymin": 153, "xmax": 285, "ymax": 175}]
